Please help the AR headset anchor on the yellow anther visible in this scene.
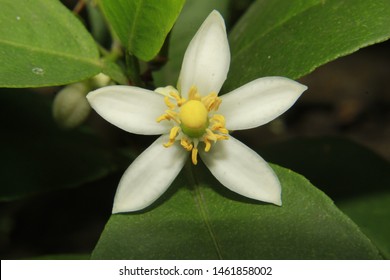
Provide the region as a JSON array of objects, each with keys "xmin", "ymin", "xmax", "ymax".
[
  {"xmin": 180, "ymin": 137, "xmax": 193, "ymax": 151},
  {"xmin": 169, "ymin": 126, "xmax": 180, "ymax": 139},
  {"xmin": 191, "ymin": 147, "xmax": 198, "ymax": 165},
  {"xmin": 205, "ymin": 129, "xmax": 218, "ymax": 142},
  {"xmin": 170, "ymin": 92, "xmax": 186, "ymax": 106},
  {"xmin": 156, "ymin": 110, "xmax": 180, "ymax": 124},
  {"xmin": 211, "ymin": 114, "xmax": 225, "ymax": 125},
  {"xmin": 163, "ymin": 126, "xmax": 180, "ymax": 147},
  {"xmin": 216, "ymin": 127, "xmax": 229, "ymax": 134},
  {"xmin": 156, "ymin": 113, "xmax": 170, "ymax": 123},
  {"xmin": 166, "ymin": 110, "xmax": 180, "ymax": 123},
  {"xmin": 203, "ymin": 137, "xmax": 211, "ymax": 152},
  {"xmin": 215, "ymin": 134, "xmax": 229, "ymax": 140},
  {"xmin": 164, "ymin": 96, "xmax": 175, "ymax": 110},
  {"xmin": 202, "ymin": 92, "xmax": 221, "ymax": 111},
  {"xmin": 156, "ymin": 84, "xmax": 229, "ymax": 165},
  {"xmin": 188, "ymin": 86, "xmax": 201, "ymax": 101}
]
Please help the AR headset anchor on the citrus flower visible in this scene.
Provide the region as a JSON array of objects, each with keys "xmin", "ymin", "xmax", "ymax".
[{"xmin": 87, "ymin": 10, "xmax": 307, "ymax": 213}]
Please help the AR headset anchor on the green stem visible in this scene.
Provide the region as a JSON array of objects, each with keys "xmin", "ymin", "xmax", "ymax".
[{"xmin": 125, "ymin": 52, "xmax": 143, "ymax": 86}]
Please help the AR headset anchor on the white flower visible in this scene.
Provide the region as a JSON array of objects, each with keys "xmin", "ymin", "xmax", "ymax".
[{"xmin": 87, "ymin": 11, "xmax": 307, "ymax": 213}]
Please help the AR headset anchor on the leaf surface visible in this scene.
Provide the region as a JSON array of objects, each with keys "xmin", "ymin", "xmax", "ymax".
[
  {"xmin": 0, "ymin": 90, "xmax": 127, "ymax": 200},
  {"xmin": 92, "ymin": 164, "xmax": 381, "ymax": 259},
  {"xmin": 224, "ymin": 0, "xmax": 390, "ymax": 91},
  {"xmin": 99, "ymin": 0, "xmax": 185, "ymax": 61},
  {"xmin": 0, "ymin": 0, "xmax": 101, "ymax": 87}
]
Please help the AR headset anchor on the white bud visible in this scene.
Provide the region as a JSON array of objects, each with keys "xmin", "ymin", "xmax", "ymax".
[{"xmin": 52, "ymin": 83, "xmax": 91, "ymax": 129}]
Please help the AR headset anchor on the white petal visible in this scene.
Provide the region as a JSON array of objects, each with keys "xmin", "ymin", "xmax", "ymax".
[
  {"xmin": 112, "ymin": 135, "xmax": 187, "ymax": 213},
  {"xmin": 199, "ymin": 136, "xmax": 282, "ymax": 205},
  {"xmin": 87, "ymin": 85, "xmax": 170, "ymax": 135},
  {"xmin": 178, "ymin": 10, "xmax": 230, "ymax": 98},
  {"xmin": 219, "ymin": 77, "xmax": 307, "ymax": 130}
]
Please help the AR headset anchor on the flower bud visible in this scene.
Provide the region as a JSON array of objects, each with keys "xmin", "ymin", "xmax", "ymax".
[{"xmin": 52, "ymin": 83, "xmax": 91, "ymax": 129}]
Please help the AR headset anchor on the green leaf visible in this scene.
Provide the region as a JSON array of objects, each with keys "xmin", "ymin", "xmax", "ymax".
[
  {"xmin": 0, "ymin": 90, "xmax": 127, "ymax": 201},
  {"xmin": 258, "ymin": 137, "xmax": 390, "ymax": 258},
  {"xmin": 258, "ymin": 137, "xmax": 390, "ymax": 200},
  {"xmin": 101, "ymin": 59, "xmax": 128, "ymax": 85},
  {"xmin": 31, "ymin": 254, "xmax": 90, "ymax": 260},
  {"xmin": 0, "ymin": 0, "xmax": 101, "ymax": 88},
  {"xmin": 153, "ymin": 0, "xmax": 230, "ymax": 87},
  {"xmin": 338, "ymin": 192, "xmax": 390, "ymax": 259},
  {"xmin": 99, "ymin": 0, "xmax": 185, "ymax": 61},
  {"xmin": 92, "ymin": 164, "xmax": 381, "ymax": 259},
  {"xmin": 224, "ymin": 0, "xmax": 390, "ymax": 91}
]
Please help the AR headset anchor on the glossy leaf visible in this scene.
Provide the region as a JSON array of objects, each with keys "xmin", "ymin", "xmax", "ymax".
[
  {"xmin": 154, "ymin": 0, "xmax": 230, "ymax": 87},
  {"xmin": 31, "ymin": 254, "xmax": 90, "ymax": 260},
  {"xmin": 224, "ymin": 0, "xmax": 390, "ymax": 91},
  {"xmin": 339, "ymin": 192, "xmax": 390, "ymax": 259},
  {"xmin": 0, "ymin": 0, "xmax": 101, "ymax": 87},
  {"xmin": 92, "ymin": 164, "xmax": 381, "ymax": 259},
  {"xmin": 258, "ymin": 137, "xmax": 390, "ymax": 200},
  {"xmin": 0, "ymin": 90, "xmax": 128, "ymax": 201},
  {"xmin": 99, "ymin": 0, "xmax": 185, "ymax": 61}
]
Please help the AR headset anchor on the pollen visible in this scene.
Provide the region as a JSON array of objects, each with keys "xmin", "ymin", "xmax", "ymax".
[{"xmin": 155, "ymin": 85, "xmax": 229, "ymax": 165}]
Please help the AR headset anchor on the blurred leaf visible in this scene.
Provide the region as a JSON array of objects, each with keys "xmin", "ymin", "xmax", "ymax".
[
  {"xmin": 258, "ymin": 137, "xmax": 390, "ymax": 200},
  {"xmin": 92, "ymin": 164, "xmax": 381, "ymax": 259},
  {"xmin": 99, "ymin": 0, "xmax": 185, "ymax": 61},
  {"xmin": 153, "ymin": 0, "xmax": 230, "ymax": 87},
  {"xmin": 224, "ymin": 0, "xmax": 390, "ymax": 91},
  {"xmin": 101, "ymin": 59, "xmax": 128, "ymax": 85},
  {"xmin": 31, "ymin": 254, "xmax": 90, "ymax": 260},
  {"xmin": 0, "ymin": 0, "xmax": 101, "ymax": 87},
  {"xmin": 0, "ymin": 90, "xmax": 127, "ymax": 201},
  {"xmin": 338, "ymin": 192, "xmax": 390, "ymax": 259}
]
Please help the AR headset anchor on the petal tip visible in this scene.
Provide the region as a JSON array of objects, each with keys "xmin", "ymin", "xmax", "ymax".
[
  {"xmin": 111, "ymin": 200, "xmax": 147, "ymax": 214},
  {"xmin": 273, "ymin": 196, "xmax": 282, "ymax": 206}
]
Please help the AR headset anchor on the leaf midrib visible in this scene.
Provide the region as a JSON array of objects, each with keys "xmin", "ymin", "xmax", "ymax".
[
  {"xmin": 127, "ymin": 0, "xmax": 144, "ymax": 50},
  {"xmin": 0, "ymin": 39, "xmax": 101, "ymax": 67},
  {"xmin": 187, "ymin": 163, "xmax": 223, "ymax": 259}
]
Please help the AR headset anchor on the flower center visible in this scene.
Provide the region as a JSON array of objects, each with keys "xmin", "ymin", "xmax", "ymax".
[
  {"xmin": 156, "ymin": 86, "xmax": 229, "ymax": 165},
  {"xmin": 179, "ymin": 100, "xmax": 209, "ymax": 138}
]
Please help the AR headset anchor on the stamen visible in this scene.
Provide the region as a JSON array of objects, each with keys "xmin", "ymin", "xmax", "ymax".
[
  {"xmin": 156, "ymin": 113, "xmax": 170, "ymax": 123},
  {"xmin": 215, "ymin": 134, "xmax": 229, "ymax": 140},
  {"xmin": 203, "ymin": 137, "xmax": 211, "ymax": 152},
  {"xmin": 191, "ymin": 147, "xmax": 198, "ymax": 165},
  {"xmin": 170, "ymin": 92, "xmax": 186, "ymax": 106},
  {"xmin": 188, "ymin": 86, "xmax": 201, "ymax": 101},
  {"xmin": 210, "ymin": 114, "xmax": 225, "ymax": 125},
  {"xmin": 205, "ymin": 129, "xmax": 218, "ymax": 142},
  {"xmin": 163, "ymin": 126, "xmax": 180, "ymax": 147},
  {"xmin": 156, "ymin": 85, "xmax": 230, "ymax": 165},
  {"xmin": 164, "ymin": 96, "xmax": 175, "ymax": 110},
  {"xmin": 202, "ymin": 92, "xmax": 221, "ymax": 111},
  {"xmin": 180, "ymin": 137, "xmax": 193, "ymax": 151},
  {"xmin": 166, "ymin": 110, "xmax": 180, "ymax": 123},
  {"xmin": 156, "ymin": 110, "xmax": 180, "ymax": 124}
]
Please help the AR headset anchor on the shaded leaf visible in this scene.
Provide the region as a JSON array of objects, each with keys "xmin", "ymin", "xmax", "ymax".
[
  {"xmin": 31, "ymin": 254, "xmax": 90, "ymax": 260},
  {"xmin": 0, "ymin": 0, "xmax": 101, "ymax": 87},
  {"xmin": 338, "ymin": 192, "xmax": 390, "ymax": 259},
  {"xmin": 0, "ymin": 90, "xmax": 127, "ymax": 201},
  {"xmin": 101, "ymin": 59, "xmax": 128, "ymax": 85},
  {"xmin": 258, "ymin": 137, "xmax": 390, "ymax": 200},
  {"xmin": 92, "ymin": 164, "xmax": 381, "ymax": 259},
  {"xmin": 99, "ymin": 0, "xmax": 185, "ymax": 61},
  {"xmin": 224, "ymin": 0, "xmax": 390, "ymax": 91}
]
